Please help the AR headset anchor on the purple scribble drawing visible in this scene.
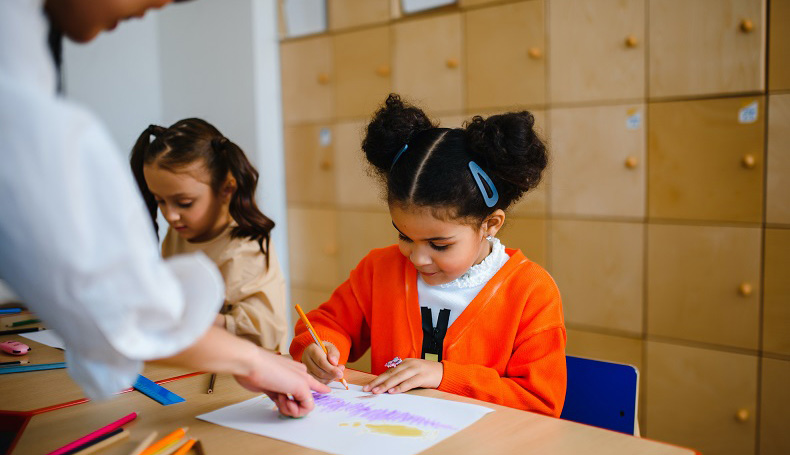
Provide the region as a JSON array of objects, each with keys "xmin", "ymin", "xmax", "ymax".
[{"xmin": 312, "ymin": 393, "xmax": 457, "ymax": 431}]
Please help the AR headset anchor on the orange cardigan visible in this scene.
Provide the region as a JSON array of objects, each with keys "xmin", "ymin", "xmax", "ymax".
[{"xmin": 290, "ymin": 245, "xmax": 567, "ymax": 416}]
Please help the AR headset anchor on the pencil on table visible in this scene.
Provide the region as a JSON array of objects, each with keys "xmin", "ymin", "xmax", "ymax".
[
  {"xmin": 172, "ymin": 439, "xmax": 197, "ymax": 455},
  {"xmin": 206, "ymin": 373, "xmax": 216, "ymax": 394},
  {"xmin": 71, "ymin": 429, "xmax": 129, "ymax": 455},
  {"xmin": 295, "ymin": 304, "xmax": 349, "ymax": 390},
  {"xmin": 128, "ymin": 431, "xmax": 158, "ymax": 455},
  {"xmin": 139, "ymin": 427, "xmax": 189, "ymax": 455},
  {"xmin": 0, "ymin": 359, "xmax": 29, "ymax": 366}
]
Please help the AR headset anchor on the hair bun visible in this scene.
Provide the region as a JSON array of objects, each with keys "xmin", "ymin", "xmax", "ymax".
[
  {"xmin": 362, "ymin": 94, "xmax": 435, "ymax": 173},
  {"xmin": 465, "ymin": 111, "xmax": 547, "ymax": 194}
]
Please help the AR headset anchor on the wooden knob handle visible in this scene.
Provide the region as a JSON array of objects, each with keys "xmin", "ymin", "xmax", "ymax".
[
  {"xmin": 739, "ymin": 19, "xmax": 754, "ymax": 33},
  {"xmin": 741, "ymin": 154, "xmax": 756, "ymax": 169},
  {"xmin": 738, "ymin": 282, "xmax": 753, "ymax": 297},
  {"xmin": 375, "ymin": 65, "xmax": 391, "ymax": 77},
  {"xmin": 625, "ymin": 35, "xmax": 638, "ymax": 48},
  {"xmin": 316, "ymin": 73, "xmax": 330, "ymax": 85},
  {"xmin": 323, "ymin": 243, "xmax": 338, "ymax": 256},
  {"xmin": 528, "ymin": 48, "xmax": 542, "ymax": 59},
  {"xmin": 319, "ymin": 158, "xmax": 332, "ymax": 171},
  {"xmin": 735, "ymin": 408, "xmax": 750, "ymax": 422},
  {"xmin": 624, "ymin": 156, "xmax": 638, "ymax": 169},
  {"xmin": 445, "ymin": 58, "xmax": 459, "ymax": 69}
]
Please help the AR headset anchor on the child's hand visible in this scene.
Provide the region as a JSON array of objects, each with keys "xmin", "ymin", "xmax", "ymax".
[
  {"xmin": 301, "ymin": 341, "xmax": 346, "ymax": 384},
  {"xmin": 362, "ymin": 358, "xmax": 443, "ymax": 394}
]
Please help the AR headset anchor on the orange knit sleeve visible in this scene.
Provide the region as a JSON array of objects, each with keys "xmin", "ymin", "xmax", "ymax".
[
  {"xmin": 289, "ymin": 259, "xmax": 373, "ymax": 365},
  {"xmin": 439, "ymin": 326, "xmax": 567, "ymax": 416}
]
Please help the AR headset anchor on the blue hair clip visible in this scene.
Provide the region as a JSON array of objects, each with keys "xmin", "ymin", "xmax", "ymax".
[
  {"xmin": 468, "ymin": 161, "xmax": 499, "ymax": 208},
  {"xmin": 390, "ymin": 144, "xmax": 409, "ymax": 169}
]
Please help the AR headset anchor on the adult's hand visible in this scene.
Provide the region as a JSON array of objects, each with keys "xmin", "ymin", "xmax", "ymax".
[{"xmin": 235, "ymin": 349, "xmax": 330, "ymax": 417}]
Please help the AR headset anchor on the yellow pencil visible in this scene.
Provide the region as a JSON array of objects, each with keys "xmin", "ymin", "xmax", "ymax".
[
  {"xmin": 172, "ymin": 439, "xmax": 197, "ymax": 455},
  {"xmin": 295, "ymin": 304, "xmax": 349, "ymax": 390}
]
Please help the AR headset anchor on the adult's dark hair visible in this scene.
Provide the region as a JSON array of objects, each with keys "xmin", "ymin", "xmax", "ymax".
[
  {"xmin": 130, "ymin": 118, "xmax": 275, "ymax": 262},
  {"xmin": 362, "ymin": 94, "xmax": 548, "ymax": 224}
]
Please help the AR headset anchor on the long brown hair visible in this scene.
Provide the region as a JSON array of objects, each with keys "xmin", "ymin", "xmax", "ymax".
[{"xmin": 130, "ymin": 118, "xmax": 275, "ymax": 263}]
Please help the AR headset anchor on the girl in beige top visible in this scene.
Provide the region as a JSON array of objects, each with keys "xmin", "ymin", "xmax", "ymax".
[{"xmin": 130, "ymin": 118, "xmax": 288, "ymax": 352}]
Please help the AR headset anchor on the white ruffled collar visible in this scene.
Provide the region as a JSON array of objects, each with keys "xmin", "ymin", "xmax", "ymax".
[{"xmin": 435, "ymin": 237, "xmax": 509, "ymax": 289}]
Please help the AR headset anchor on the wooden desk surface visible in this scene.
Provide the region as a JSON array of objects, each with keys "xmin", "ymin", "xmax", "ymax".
[{"xmin": 2, "ymin": 337, "xmax": 698, "ymax": 455}]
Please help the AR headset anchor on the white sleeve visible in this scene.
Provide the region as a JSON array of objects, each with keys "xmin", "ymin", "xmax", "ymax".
[{"xmin": 0, "ymin": 77, "xmax": 224, "ymax": 399}]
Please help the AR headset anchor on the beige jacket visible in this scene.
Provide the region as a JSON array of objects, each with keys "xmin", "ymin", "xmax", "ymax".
[{"xmin": 162, "ymin": 224, "xmax": 287, "ymax": 352}]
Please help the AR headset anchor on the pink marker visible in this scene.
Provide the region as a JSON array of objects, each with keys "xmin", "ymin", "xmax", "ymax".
[{"xmin": 47, "ymin": 412, "xmax": 137, "ymax": 455}]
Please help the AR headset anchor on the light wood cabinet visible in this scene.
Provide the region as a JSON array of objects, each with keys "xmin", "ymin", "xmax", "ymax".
[
  {"xmin": 769, "ymin": 0, "xmax": 790, "ymax": 91},
  {"xmin": 647, "ymin": 224, "xmax": 761, "ymax": 350},
  {"xmin": 645, "ymin": 341, "xmax": 758, "ymax": 455},
  {"xmin": 648, "ymin": 97, "xmax": 765, "ymax": 223},
  {"xmin": 333, "ymin": 26, "xmax": 392, "ymax": 119},
  {"xmin": 565, "ymin": 329, "xmax": 643, "ymax": 377},
  {"xmin": 328, "ymin": 0, "xmax": 391, "ymax": 31},
  {"xmin": 763, "ymin": 228, "xmax": 790, "ymax": 357},
  {"xmin": 465, "ymin": 0, "xmax": 546, "ymax": 110},
  {"xmin": 548, "ymin": 0, "xmax": 645, "ymax": 104},
  {"xmin": 767, "ymin": 94, "xmax": 790, "ymax": 225},
  {"xmin": 393, "ymin": 13, "xmax": 463, "ymax": 114},
  {"xmin": 290, "ymin": 286, "xmax": 331, "ymax": 328},
  {"xmin": 287, "ymin": 207, "xmax": 340, "ymax": 290},
  {"xmin": 333, "ymin": 120, "xmax": 385, "ymax": 210},
  {"xmin": 280, "ymin": 36, "xmax": 333, "ymax": 124},
  {"xmin": 648, "ymin": 0, "xmax": 766, "ymax": 99},
  {"xmin": 337, "ymin": 210, "xmax": 395, "ymax": 277},
  {"xmin": 760, "ymin": 358, "xmax": 790, "ymax": 455},
  {"xmin": 498, "ymin": 217, "xmax": 546, "ymax": 267},
  {"xmin": 550, "ymin": 104, "xmax": 646, "ymax": 219},
  {"xmin": 549, "ymin": 220, "xmax": 643, "ymax": 334},
  {"xmin": 284, "ymin": 123, "xmax": 335, "ymax": 205}
]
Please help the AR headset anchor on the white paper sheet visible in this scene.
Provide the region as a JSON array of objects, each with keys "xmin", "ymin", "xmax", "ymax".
[
  {"xmin": 198, "ymin": 384, "xmax": 494, "ymax": 455},
  {"xmin": 20, "ymin": 329, "xmax": 66, "ymax": 350}
]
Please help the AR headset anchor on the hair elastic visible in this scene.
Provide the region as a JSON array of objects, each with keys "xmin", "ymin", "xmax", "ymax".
[
  {"xmin": 468, "ymin": 161, "xmax": 499, "ymax": 208},
  {"xmin": 390, "ymin": 144, "xmax": 409, "ymax": 169}
]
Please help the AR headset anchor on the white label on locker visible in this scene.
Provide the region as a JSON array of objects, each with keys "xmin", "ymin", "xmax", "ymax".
[
  {"xmin": 626, "ymin": 109, "xmax": 641, "ymax": 130},
  {"xmin": 319, "ymin": 127, "xmax": 332, "ymax": 147},
  {"xmin": 738, "ymin": 102, "xmax": 758, "ymax": 124}
]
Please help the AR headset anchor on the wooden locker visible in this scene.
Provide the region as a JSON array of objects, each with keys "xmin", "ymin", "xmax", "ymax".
[
  {"xmin": 465, "ymin": 1, "xmax": 546, "ymax": 110},
  {"xmin": 763, "ymin": 228, "xmax": 790, "ymax": 356},
  {"xmin": 647, "ymin": 224, "xmax": 761, "ymax": 350},
  {"xmin": 549, "ymin": 0, "xmax": 645, "ymax": 104},
  {"xmin": 769, "ymin": 0, "xmax": 790, "ymax": 91},
  {"xmin": 760, "ymin": 358, "xmax": 790, "ymax": 455},
  {"xmin": 287, "ymin": 207, "xmax": 341, "ymax": 290},
  {"xmin": 333, "ymin": 26, "xmax": 392, "ymax": 119},
  {"xmin": 284, "ymin": 123, "xmax": 336, "ymax": 205},
  {"xmin": 333, "ymin": 120, "xmax": 385, "ymax": 211},
  {"xmin": 649, "ymin": 0, "xmax": 766, "ymax": 98},
  {"xmin": 648, "ymin": 97, "xmax": 765, "ymax": 223},
  {"xmin": 498, "ymin": 216, "xmax": 547, "ymax": 267},
  {"xmin": 280, "ymin": 36, "xmax": 333, "ymax": 124},
  {"xmin": 550, "ymin": 104, "xmax": 646, "ymax": 219},
  {"xmin": 393, "ymin": 13, "xmax": 463, "ymax": 114},
  {"xmin": 645, "ymin": 341, "xmax": 758, "ymax": 455},
  {"xmin": 328, "ymin": 0, "xmax": 391, "ymax": 31},
  {"xmin": 767, "ymin": 94, "xmax": 790, "ymax": 225},
  {"xmin": 550, "ymin": 219, "xmax": 643, "ymax": 334}
]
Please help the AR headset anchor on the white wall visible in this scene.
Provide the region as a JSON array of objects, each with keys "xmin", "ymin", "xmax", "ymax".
[{"xmin": 61, "ymin": 0, "xmax": 291, "ymax": 323}]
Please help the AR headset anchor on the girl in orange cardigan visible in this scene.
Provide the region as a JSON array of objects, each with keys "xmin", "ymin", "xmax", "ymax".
[{"xmin": 290, "ymin": 94, "xmax": 566, "ymax": 416}]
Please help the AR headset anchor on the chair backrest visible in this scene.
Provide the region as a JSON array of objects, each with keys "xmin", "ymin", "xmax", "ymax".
[{"xmin": 560, "ymin": 355, "xmax": 639, "ymax": 435}]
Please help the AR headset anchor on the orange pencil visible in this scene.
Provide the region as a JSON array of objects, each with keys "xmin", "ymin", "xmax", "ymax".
[
  {"xmin": 295, "ymin": 304, "xmax": 349, "ymax": 390},
  {"xmin": 139, "ymin": 427, "xmax": 188, "ymax": 455},
  {"xmin": 172, "ymin": 439, "xmax": 196, "ymax": 455}
]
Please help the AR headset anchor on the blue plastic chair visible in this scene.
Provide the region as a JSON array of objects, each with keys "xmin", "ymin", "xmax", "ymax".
[{"xmin": 560, "ymin": 355, "xmax": 640, "ymax": 435}]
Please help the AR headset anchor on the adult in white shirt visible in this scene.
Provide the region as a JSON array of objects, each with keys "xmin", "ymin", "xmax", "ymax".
[{"xmin": 0, "ymin": 0, "xmax": 329, "ymax": 416}]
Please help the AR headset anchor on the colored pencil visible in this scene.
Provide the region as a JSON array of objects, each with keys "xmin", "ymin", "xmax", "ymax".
[
  {"xmin": 59, "ymin": 428, "xmax": 123, "ymax": 455},
  {"xmin": 139, "ymin": 427, "xmax": 189, "ymax": 455},
  {"xmin": 0, "ymin": 308, "xmax": 22, "ymax": 314},
  {"xmin": 0, "ymin": 359, "xmax": 29, "ymax": 366},
  {"xmin": 0, "ymin": 362, "xmax": 66, "ymax": 374},
  {"xmin": 47, "ymin": 412, "xmax": 137, "ymax": 455},
  {"xmin": 127, "ymin": 431, "xmax": 158, "ymax": 455},
  {"xmin": 295, "ymin": 304, "xmax": 349, "ymax": 390},
  {"xmin": 9, "ymin": 318, "xmax": 41, "ymax": 327},
  {"xmin": 206, "ymin": 373, "xmax": 216, "ymax": 394},
  {"xmin": 70, "ymin": 429, "xmax": 130, "ymax": 455},
  {"xmin": 0, "ymin": 326, "xmax": 43, "ymax": 335},
  {"xmin": 172, "ymin": 439, "xmax": 197, "ymax": 455}
]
